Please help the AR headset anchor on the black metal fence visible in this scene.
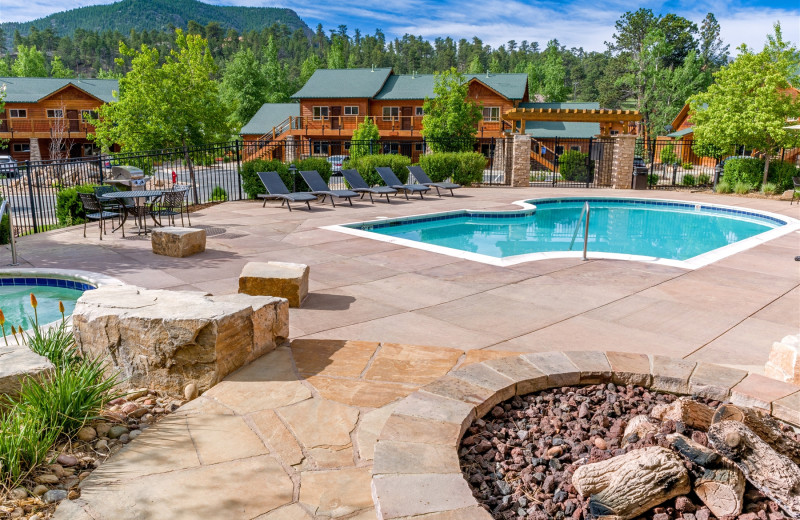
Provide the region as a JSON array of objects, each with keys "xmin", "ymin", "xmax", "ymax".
[
  {"xmin": 635, "ymin": 138, "xmax": 738, "ymax": 189},
  {"xmin": 529, "ymin": 137, "xmax": 616, "ymax": 188},
  {"xmin": 1, "ymin": 137, "xmax": 508, "ymax": 235}
]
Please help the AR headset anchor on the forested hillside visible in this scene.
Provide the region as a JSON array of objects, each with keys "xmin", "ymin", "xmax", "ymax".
[{"xmin": 0, "ymin": 0, "xmax": 310, "ymax": 40}]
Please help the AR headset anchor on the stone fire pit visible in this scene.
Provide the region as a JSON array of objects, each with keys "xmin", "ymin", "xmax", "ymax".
[{"xmin": 371, "ymin": 351, "xmax": 800, "ymax": 520}]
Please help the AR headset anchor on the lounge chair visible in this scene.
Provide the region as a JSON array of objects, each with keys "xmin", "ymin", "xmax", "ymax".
[
  {"xmin": 791, "ymin": 176, "xmax": 800, "ymax": 205},
  {"xmin": 299, "ymin": 170, "xmax": 358, "ymax": 207},
  {"xmin": 341, "ymin": 169, "xmax": 397, "ymax": 204},
  {"xmin": 374, "ymin": 167, "xmax": 430, "ymax": 200},
  {"xmin": 407, "ymin": 165, "xmax": 462, "ymax": 197},
  {"xmin": 257, "ymin": 171, "xmax": 317, "ymax": 211}
]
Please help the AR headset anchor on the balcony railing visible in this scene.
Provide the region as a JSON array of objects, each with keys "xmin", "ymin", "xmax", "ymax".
[{"xmin": 0, "ymin": 118, "xmax": 96, "ymax": 137}]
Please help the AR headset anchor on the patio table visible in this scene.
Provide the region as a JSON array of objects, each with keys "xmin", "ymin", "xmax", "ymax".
[{"xmin": 102, "ymin": 190, "xmax": 164, "ymax": 235}]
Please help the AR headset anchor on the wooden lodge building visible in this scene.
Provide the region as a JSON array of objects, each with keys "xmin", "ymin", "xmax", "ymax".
[
  {"xmin": 0, "ymin": 77, "xmax": 118, "ymax": 161},
  {"xmin": 240, "ymin": 68, "xmax": 639, "ymax": 164}
]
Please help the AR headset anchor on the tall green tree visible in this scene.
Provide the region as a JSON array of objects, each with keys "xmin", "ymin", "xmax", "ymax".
[
  {"xmin": 11, "ymin": 44, "xmax": 47, "ymax": 77},
  {"xmin": 300, "ymin": 54, "xmax": 321, "ymax": 85},
  {"xmin": 327, "ymin": 36, "xmax": 345, "ymax": 69},
  {"xmin": 220, "ymin": 48, "xmax": 268, "ymax": 131},
  {"xmin": 350, "ymin": 116, "xmax": 380, "ymax": 159},
  {"xmin": 49, "ymin": 55, "xmax": 74, "ymax": 78},
  {"xmin": 539, "ymin": 40, "xmax": 569, "ymax": 102},
  {"xmin": 421, "ymin": 68, "xmax": 482, "ymax": 152},
  {"xmin": 699, "ymin": 13, "xmax": 729, "ymax": 72},
  {"xmin": 689, "ymin": 24, "xmax": 800, "ymax": 184},
  {"xmin": 263, "ymin": 36, "xmax": 290, "ymax": 102}
]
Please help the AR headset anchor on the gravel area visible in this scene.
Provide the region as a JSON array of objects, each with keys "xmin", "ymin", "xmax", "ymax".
[{"xmin": 460, "ymin": 384, "xmax": 797, "ymax": 520}]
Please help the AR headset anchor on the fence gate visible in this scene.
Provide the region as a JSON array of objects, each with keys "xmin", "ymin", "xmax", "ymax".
[{"xmin": 528, "ymin": 137, "xmax": 615, "ymax": 188}]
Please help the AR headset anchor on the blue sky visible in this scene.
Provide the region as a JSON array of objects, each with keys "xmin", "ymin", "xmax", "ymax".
[{"xmin": 2, "ymin": 0, "xmax": 798, "ymax": 53}]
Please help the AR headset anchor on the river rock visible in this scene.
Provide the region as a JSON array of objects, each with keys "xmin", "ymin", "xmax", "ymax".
[
  {"xmin": 34, "ymin": 474, "xmax": 59, "ymax": 484},
  {"xmin": 95, "ymin": 439, "xmax": 109, "ymax": 451},
  {"xmin": 129, "ymin": 429, "xmax": 142, "ymax": 441},
  {"xmin": 32, "ymin": 485, "xmax": 48, "ymax": 496},
  {"xmin": 42, "ymin": 489, "xmax": 68, "ymax": 504},
  {"xmin": 72, "ymin": 285, "xmax": 289, "ymax": 394},
  {"xmin": 9, "ymin": 487, "xmax": 28, "ymax": 500},
  {"xmin": 95, "ymin": 422, "xmax": 112, "ymax": 437},
  {"xmin": 107, "ymin": 425, "xmax": 129, "ymax": 439},
  {"xmin": 77, "ymin": 426, "xmax": 97, "ymax": 442},
  {"xmin": 184, "ymin": 382, "xmax": 198, "ymax": 401}
]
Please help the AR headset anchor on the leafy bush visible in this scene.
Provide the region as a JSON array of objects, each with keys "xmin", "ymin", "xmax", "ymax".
[
  {"xmin": 210, "ymin": 186, "xmax": 228, "ymax": 202},
  {"xmin": 767, "ymin": 160, "xmax": 798, "ymax": 191},
  {"xmin": 734, "ymin": 181, "xmax": 752, "ymax": 195},
  {"xmin": 681, "ymin": 174, "xmax": 696, "ymax": 187},
  {"xmin": 647, "ymin": 174, "xmax": 659, "ymax": 187},
  {"xmin": 559, "ymin": 150, "xmax": 593, "ymax": 182},
  {"xmin": 722, "ymin": 157, "xmax": 763, "ymax": 188},
  {"xmin": 344, "ymin": 154, "xmax": 411, "ymax": 187},
  {"xmin": 715, "ymin": 181, "xmax": 732, "ymax": 194},
  {"xmin": 660, "ymin": 143, "xmax": 678, "ymax": 165},
  {"xmin": 761, "ymin": 182, "xmax": 778, "ymax": 195},
  {"xmin": 350, "ymin": 117, "xmax": 380, "ymax": 160},
  {"xmin": 56, "ymin": 184, "xmax": 98, "ymax": 226},
  {"xmin": 0, "ymin": 196, "xmax": 10, "ymax": 245},
  {"xmin": 696, "ymin": 173, "xmax": 711, "ymax": 186},
  {"xmin": 682, "ymin": 162, "xmax": 694, "ymax": 170},
  {"xmin": 240, "ymin": 159, "xmax": 288, "ymax": 199},
  {"xmin": 418, "ymin": 152, "xmax": 486, "ymax": 185},
  {"xmin": 292, "ymin": 156, "xmax": 332, "ymax": 192}
]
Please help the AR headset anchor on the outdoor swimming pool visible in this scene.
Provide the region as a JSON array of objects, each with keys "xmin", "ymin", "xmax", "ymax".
[
  {"xmin": 330, "ymin": 198, "xmax": 796, "ymax": 268},
  {"xmin": 0, "ymin": 278, "xmax": 94, "ymax": 331}
]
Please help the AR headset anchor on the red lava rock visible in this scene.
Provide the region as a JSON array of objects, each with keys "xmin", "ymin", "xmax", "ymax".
[
  {"xmin": 675, "ymin": 496, "xmax": 695, "ymax": 513},
  {"xmin": 691, "ymin": 431, "xmax": 708, "ymax": 447},
  {"xmin": 491, "ymin": 406, "xmax": 504, "ymax": 418}
]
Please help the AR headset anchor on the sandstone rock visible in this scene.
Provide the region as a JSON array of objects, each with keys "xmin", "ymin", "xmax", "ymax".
[
  {"xmin": 239, "ymin": 261, "xmax": 309, "ymax": 308},
  {"xmin": 73, "ymin": 285, "xmax": 289, "ymax": 394},
  {"xmin": 0, "ymin": 345, "xmax": 53, "ymax": 399},
  {"xmin": 127, "ymin": 388, "xmax": 149, "ymax": 400},
  {"xmin": 765, "ymin": 334, "xmax": 800, "ymax": 384},
  {"xmin": 184, "ymin": 382, "xmax": 198, "ymax": 401},
  {"xmin": 77, "ymin": 426, "xmax": 97, "ymax": 442},
  {"xmin": 779, "ymin": 189, "xmax": 797, "ymax": 201},
  {"xmin": 151, "ymin": 227, "xmax": 206, "ymax": 258}
]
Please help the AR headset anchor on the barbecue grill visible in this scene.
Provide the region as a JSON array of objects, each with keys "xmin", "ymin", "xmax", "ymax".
[{"xmin": 107, "ymin": 165, "xmax": 147, "ymax": 190}]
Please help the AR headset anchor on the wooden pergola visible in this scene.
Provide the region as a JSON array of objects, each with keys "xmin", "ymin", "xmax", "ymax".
[{"xmin": 503, "ymin": 108, "xmax": 642, "ymax": 135}]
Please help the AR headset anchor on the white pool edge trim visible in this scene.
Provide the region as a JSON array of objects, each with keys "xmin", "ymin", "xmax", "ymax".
[{"xmin": 322, "ymin": 196, "xmax": 800, "ymax": 270}]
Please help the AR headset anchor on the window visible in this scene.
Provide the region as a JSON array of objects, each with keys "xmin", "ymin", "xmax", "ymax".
[
  {"xmin": 570, "ymin": 145, "xmax": 581, "ymax": 151},
  {"xmin": 555, "ymin": 145, "xmax": 564, "ymax": 156},
  {"xmin": 46, "ymin": 109, "xmax": 64, "ymax": 118},
  {"xmin": 9, "ymin": 109, "xmax": 27, "ymax": 118},
  {"xmin": 313, "ymin": 141, "xmax": 330, "ymax": 155},
  {"xmin": 382, "ymin": 106, "xmax": 399, "ymax": 121},
  {"xmin": 12, "ymin": 143, "xmax": 31, "ymax": 153},
  {"xmin": 83, "ymin": 143, "xmax": 100, "ymax": 156},
  {"xmin": 414, "ymin": 143, "xmax": 424, "ymax": 152},
  {"xmin": 344, "ymin": 106, "xmax": 359, "ymax": 116},
  {"xmin": 610, "ymin": 130, "xmax": 620, "ymax": 136},
  {"xmin": 482, "ymin": 107, "xmax": 500, "ymax": 122},
  {"xmin": 415, "ymin": 107, "xmax": 424, "ymax": 117},
  {"xmin": 383, "ymin": 142, "xmax": 399, "ymax": 154},
  {"xmin": 81, "ymin": 110, "xmax": 98, "ymax": 120},
  {"xmin": 313, "ymin": 106, "xmax": 329, "ymax": 120}
]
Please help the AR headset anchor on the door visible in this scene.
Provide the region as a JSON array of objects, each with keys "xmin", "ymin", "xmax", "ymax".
[
  {"xmin": 67, "ymin": 110, "xmax": 79, "ymax": 132},
  {"xmin": 401, "ymin": 107, "xmax": 412, "ymax": 131},
  {"xmin": 330, "ymin": 106, "xmax": 341, "ymax": 130}
]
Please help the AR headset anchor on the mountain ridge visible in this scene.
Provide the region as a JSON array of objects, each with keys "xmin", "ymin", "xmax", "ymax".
[{"xmin": 0, "ymin": 0, "xmax": 312, "ymax": 38}]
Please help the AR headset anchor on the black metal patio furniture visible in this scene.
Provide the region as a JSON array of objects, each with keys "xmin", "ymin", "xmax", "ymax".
[
  {"xmin": 300, "ymin": 170, "xmax": 358, "ymax": 207},
  {"xmin": 79, "ymin": 192, "xmax": 122, "ymax": 239},
  {"xmin": 257, "ymin": 171, "xmax": 317, "ymax": 211},
  {"xmin": 407, "ymin": 165, "xmax": 462, "ymax": 197},
  {"xmin": 153, "ymin": 186, "xmax": 192, "ymax": 226},
  {"xmin": 374, "ymin": 167, "xmax": 430, "ymax": 200},
  {"xmin": 341, "ymin": 169, "xmax": 397, "ymax": 204},
  {"xmin": 791, "ymin": 177, "xmax": 800, "ymax": 205},
  {"xmin": 100, "ymin": 190, "xmax": 164, "ymax": 235}
]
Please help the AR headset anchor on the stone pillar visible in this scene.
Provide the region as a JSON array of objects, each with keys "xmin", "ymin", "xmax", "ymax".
[
  {"xmin": 610, "ymin": 134, "xmax": 637, "ymax": 189},
  {"xmin": 510, "ymin": 134, "xmax": 532, "ymax": 187},
  {"xmin": 29, "ymin": 138, "xmax": 42, "ymax": 161},
  {"xmin": 765, "ymin": 334, "xmax": 800, "ymax": 384},
  {"xmin": 285, "ymin": 135, "xmax": 297, "ymax": 163}
]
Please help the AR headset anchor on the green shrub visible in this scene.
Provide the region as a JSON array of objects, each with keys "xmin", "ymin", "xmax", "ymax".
[
  {"xmin": 0, "ymin": 196, "xmax": 10, "ymax": 245},
  {"xmin": 682, "ymin": 162, "xmax": 694, "ymax": 170},
  {"xmin": 647, "ymin": 174, "xmax": 659, "ymax": 187},
  {"xmin": 733, "ymin": 181, "xmax": 752, "ymax": 195},
  {"xmin": 240, "ymin": 159, "xmax": 288, "ymax": 199},
  {"xmin": 761, "ymin": 182, "xmax": 778, "ymax": 195},
  {"xmin": 291, "ymin": 156, "xmax": 333, "ymax": 192},
  {"xmin": 56, "ymin": 184, "xmax": 98, "ymax": 226},
  {"xmin": 0, "ymin": 404, "xmax": 61, "ymax": 486},
  {"xmin": 767, "ymin": 160, "xmax": 798, "ymax": 191},
  {"xmin": 660, "ymin": 143, "xmax": 678, "ymax": 165},
  {"xmin": 210, "ymin": 186, "xmax": 228, "ymax": 202},
  {"xmin": 344, "ymin": 154, "xmax": 411, "ymax": 187},
  {"xmin": 696, "ymin": 173, "xmax": 711, "ymax": 186},
  {"xmin": 723, "ymin": 157, "xmax": 763, "ymax": 188},
  {"xmin": 715, "ymin": 180, "xmax": 732, "ymax": 194},
  {"xmin": 418, "ymin": 152, "xmax": 486, "ymax": 185},
  {"xmin": 681, "ymin": 174, "xmax": 696, "ymax": 187},
  {"xmin": 558, "ymin": 150, "xmax": 593, "ymax": 182}
]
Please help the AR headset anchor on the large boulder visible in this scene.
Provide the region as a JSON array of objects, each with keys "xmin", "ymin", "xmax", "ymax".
[
  {"xmin": 765, "ymin": 334, "xmax": 800, "ymax": 385},
  {"xmin": 73, "ymin": 286, "xmax": 289, "ymax": 394},
  {"xmin": 0, "ymin": 345, "xmax": 53, "ymax": 399}
]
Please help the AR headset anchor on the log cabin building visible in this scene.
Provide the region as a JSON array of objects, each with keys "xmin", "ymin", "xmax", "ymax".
[
  {"xmin": 240, "ymin": 68, "xmax": 638, "ymax": 164},
  {"xmin": 0, "ymin": 77, "xmax": 118, "ymax": 161}
]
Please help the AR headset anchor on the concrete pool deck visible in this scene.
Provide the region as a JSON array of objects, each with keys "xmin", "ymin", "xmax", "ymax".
[{"xmin": 6, "ymin": 186, "xmax": 798, "ymax": 373}]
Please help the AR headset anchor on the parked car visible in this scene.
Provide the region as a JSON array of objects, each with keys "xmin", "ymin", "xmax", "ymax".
[
  {"xmin": 633, "ymin": 156, "xmax": 646, "ymax": 168},
  {"xmin": 326, "ymin": 155, "xmax": 348, "ymax": 173},
  {"xmin": 0, "ymin": 155, "xmax": 18, "ymax": 177}
]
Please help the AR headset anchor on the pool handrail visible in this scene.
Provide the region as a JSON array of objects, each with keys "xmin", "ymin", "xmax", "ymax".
[
  {"xmin": 0, "ymin": 198, "xmax": 18, "ymax": 266},
  {"xmin": 568, "ymin": 201, "xmax": 589, "ymax": 252}
]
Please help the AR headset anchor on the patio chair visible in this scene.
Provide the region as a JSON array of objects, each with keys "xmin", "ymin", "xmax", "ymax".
[
  {"xmin": 407, "ymin": 165, "xmax": 462, "ymax": 197},
  {"xmin": 374, "ymin": 167, "xmax": 430, "ymax": 200},
  {"xmin": 79, "ymin": 192, "xmax": 122, "ymax": 239},
  {"xmin": 154, "ymin": 186, "xmax": 191, "ymax": 226},
  {"xmin": 257, "ymin": 171, "xmax": 317, "ymax": 211},
  {"xmin": 93, "ymin": 185, "xmax": 130, "ymax": 215},
  {"xmin": 341, "ymin": 169, "xmax": 397, "ymax": 204},
  {"xmin": 299, "ymin": 170, "xmax": 358, "ymax": 207},
  {"xmin": 791, "ymin": 177, "xmax": 800, "ymax": 205}
]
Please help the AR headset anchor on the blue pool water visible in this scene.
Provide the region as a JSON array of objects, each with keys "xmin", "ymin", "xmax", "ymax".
[
  {"xmin": 353, "ymin": 199, "xmax": 783, "ymax": 261},
  {"xmin": 0, "ymin": 278, "xmax": 92, "ymax": 331}
]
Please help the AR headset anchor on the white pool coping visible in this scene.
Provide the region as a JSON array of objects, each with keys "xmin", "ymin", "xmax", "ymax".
[{"xmin": 322, "ymin": 196, "xmax": 800, "ymax": 270}]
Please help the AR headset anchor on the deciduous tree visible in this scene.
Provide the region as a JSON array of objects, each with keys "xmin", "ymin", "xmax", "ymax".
[
  {"xmin": 350, "ymin": 116, "xmax": 380, "ymax": 159},
  {"xmin": 49, "ymin": 56, "xmax": 74, "ymax": 78},
  {"xmin": 421, "ymin": 68, "xmax": 482, "ymax": 152},
  {"xmin": 11, "ymin": 44, "xmax": 47, "ymax": 77},
  {"xmin": 220, "ymin": 48, "xmax": 268, "ymax": 131}
]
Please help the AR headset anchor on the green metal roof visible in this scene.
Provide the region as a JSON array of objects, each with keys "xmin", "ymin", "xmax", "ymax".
[
  {"xmin": 468, "ymin": 73, "xmax": 529, "ymax": 100},
  {"xmin": 373, "ymin": 72, "xmax": 528, "ymax": 101},
  {"xmin": 520, "ymin": 102, "xmax": 600, "ymax": 110},
  {"xmin": 292, "ymin": 68, "xmax": 393, "ymax": 99},
  {"xmin": 0, "ymin": 77, "xmax": 118, "ymax": 103},
  {"xmin": 517, "ymin": 102, "xmax": 602, "ymax": 138},
  {"xmin": 666, "ymin": 127, "xmax": 693, "ymax": 138},
  {"xmin": 240, "ymin": 103, "xmax": 299, "ymax": 135}
]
